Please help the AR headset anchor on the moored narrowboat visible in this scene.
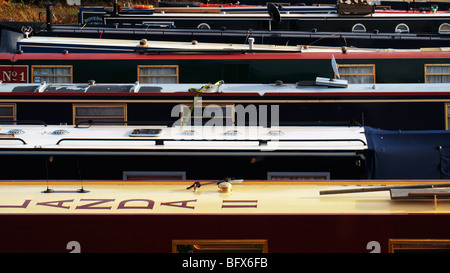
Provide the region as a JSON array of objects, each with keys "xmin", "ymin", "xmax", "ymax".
[
  {"xmin": 0, "ymin": 81, "xmax": 450, "ymax": 130},
  {"xmin": 1, "ymin": 179, "xmax": 450, "ymax": 253},
  {"xmin": 1, "ymin": 47, "xmax": 450, "ymax": 85}
]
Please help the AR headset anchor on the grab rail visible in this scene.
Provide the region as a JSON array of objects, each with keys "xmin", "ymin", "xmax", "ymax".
[
  {"xmin": 56, "ymin": 138, "xmax": 367, "ymax": 146},
  {"xmin": 0, "ymin": 138, "xmax": 27, "ymax": 144}
]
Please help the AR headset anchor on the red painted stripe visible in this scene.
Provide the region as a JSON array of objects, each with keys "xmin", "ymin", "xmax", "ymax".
[{"xmin": 2, "ymin": 51, "xmax": 450, "ymax": 62}]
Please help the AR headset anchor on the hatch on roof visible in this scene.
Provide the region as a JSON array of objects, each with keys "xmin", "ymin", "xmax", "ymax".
[
  {"xmin": 43, "ymin": 85, "xmax": 88, "ymax": 92},
  {"xmin": 11, "ymin": 85, "xmax": 40, "ymax": 92},
  {"xmin": 86, "ymin": 85, "xmax": 134, "ymax": 92},
  {"xmin": 137, "ymin": 86, "xmax": 163, "ymax": 92}
]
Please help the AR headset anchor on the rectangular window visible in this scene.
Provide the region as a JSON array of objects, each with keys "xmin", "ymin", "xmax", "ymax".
[
  {"xmin": 31, "ymin": 65, "xmax": 73, "ymax": 83},
  {"xmin": 172, "ymin": 240, "xmax": 268, "ymax": 253},
  {"xmin": 337, "ymin": 64, "xmax": 375, "ymax": 84},
  {"xmin": 72, "ymin": 103, "xmax": 127, "ymax": 125},
  {"xmin": 138, "ymin": 65, "xmax": 178, "ymax": 83},
  {"xmin": 123, "ymin": 171, "xmax": 186, "ymax": 180},
  {"xmin": 0, "ymin": 104, "xmax": 16, "ymax": 122},
  {"xmin": 425, "ymin": 64, "xmax": 450, "ymax": 83},
  {"xmin": 267, "ymin": 172, "xmax": 330, "ymax": 180},
  {"xmin": 389, "ymin": 239, "xmax": 450, "ymax": 253},
  {"xmin": 180, "ymin": 104, "xmax": 235, "ymax": 125}
]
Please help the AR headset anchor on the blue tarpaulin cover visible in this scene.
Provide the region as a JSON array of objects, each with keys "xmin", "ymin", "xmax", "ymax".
[{"xmin": 364, "ymin": 127, "xmax": 450, "ymax": 179}]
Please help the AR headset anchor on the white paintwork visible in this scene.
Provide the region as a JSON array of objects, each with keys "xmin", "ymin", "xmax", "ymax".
[{"xmin": 0, "ymin": 124, "xmax": 367, "ymax": 151}]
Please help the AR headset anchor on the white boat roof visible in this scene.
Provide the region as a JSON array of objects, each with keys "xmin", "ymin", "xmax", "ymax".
[
  {"xmin": 0, "ymin": 124, "xmax": 367, "ymax": 152},
  {"xmin": 2, "ymin": 82, "xmax": 450, "ymax": 95},
  {"xmin": 16, "ymin": 36, "xmax": 450, "ymax": 53},
  {"xmin": 17, "ymin": 36, "xmax": 303, "ymax": 52}
]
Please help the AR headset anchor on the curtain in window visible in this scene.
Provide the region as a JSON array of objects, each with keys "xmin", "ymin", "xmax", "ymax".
[
  {"xmin": 338, "ymin": 66, "xmax": 374, "ymax": 84},
  {"xmin": 138, "ymin": 66, "xmax": 178, "ymax": 83},
  {"xmin": 33, "ymin": 67, "xmax": 72, "ymax": 83},
  {"xmin": 426, "ymin": 65, "xmax": 450, "ymax": 83}
]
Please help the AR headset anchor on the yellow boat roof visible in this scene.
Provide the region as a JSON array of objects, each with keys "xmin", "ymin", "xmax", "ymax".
[{"xmin": 1, "ymin": 180, "xmax": 449, "ymax": 215}]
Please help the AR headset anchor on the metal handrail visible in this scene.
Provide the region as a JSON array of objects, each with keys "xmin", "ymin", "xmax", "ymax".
[
  {"xmin": 56, "ymin": 137, "xmax": 367, "ymax": 146},
  {"xmin": 0, "ymin": 138, "xmax": 27, "ymax": 144}
]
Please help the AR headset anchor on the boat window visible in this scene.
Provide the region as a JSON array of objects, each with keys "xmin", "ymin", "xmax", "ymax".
[
  {"xmin": 0, "ymin": 104, "xmax": 16, "ymax": 122},
  {"xmin": 352, "ymin": 23, "xmax": 366, "ymax": 33},
  {"xmin": 180, "ymin": 104, "xmax": 235, "ymax": 126},
  {"xmin": 439, "ymin": 23, "xmax": 450, "ymax": 34},
  {"xmin": 395, "ymin": 23, "xmax": 410, "ymax": 33},
  {"xmin": 123, "ymin": 171, "xmax": 186, "ymax": 180},
  {"xmin": 337, "ymin": 64, "xmax": 375, "ymax": 84},
  {"xmin": 389, "ymin": 239, "xmax": 450, "ymax": 253},
  {"xmin": 425, "ymin": 64, "xmax": 450, "ymax": 83},
  {"xmin": 137, "ymin": 65, "xmax": 178, "ymax": 84},
  {"xmin": 267, "ymin": 172, "xmax": 330, "ymax": 180},
  {"xmin": 72, "ymin": 103, "xmax": 127, "ymax": 125},
  {"xmin": 173, "ymin": 240, "xmax": 268, "ymax": 253},
  {"xmin": 31, "ymin": 65, "xmax": 73, "ymax": 83},
  {"xmin": 197, "ymin": 23, "xmax": 211, "ymax": 30}
]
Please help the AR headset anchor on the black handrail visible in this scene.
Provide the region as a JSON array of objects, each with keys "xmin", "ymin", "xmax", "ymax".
[
  {"xmin": 75, "ymin": 120, "xmax": 174, "ymax": 128},
  {"xmin": 0, "ymin": 120, "xmax": 48, "ymax": 127},
  {"xmin": 74, "ymin": 120, "xmax": 361, "ymax": 128},
  {"xmin": 0, "ymin": 138, "xmax": 27, "ymax": 144},
  {"xmin": 56, "ymin": 138, "xmax": 366, "ymax": 146}
]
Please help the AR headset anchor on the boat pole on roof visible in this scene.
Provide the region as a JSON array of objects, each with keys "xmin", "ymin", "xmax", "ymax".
[{"xmin": 320, "ymin": 182, "xmax": 450, "ymax": 195}]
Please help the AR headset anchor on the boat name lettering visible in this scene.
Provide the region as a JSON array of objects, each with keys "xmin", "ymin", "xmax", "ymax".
[
  {"xmin": 0, "ymin": 198, "xmax": 258, "ymax": 210},
  {"xmin": 0, "ymin": 65, "xmax": 28, "ymax": 83}
]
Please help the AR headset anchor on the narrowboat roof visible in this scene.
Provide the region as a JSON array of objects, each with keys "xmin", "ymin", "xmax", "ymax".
[
  {"xmin": 3, "ymin": 47, "xmax": 450, "ymax": 61},
  {"xmin": 15, "ymin": 36, "xmax": 304, "ymax": 53},
  {"xmin": 100, "ymin": 9, "xmax": 450, "ymax": 18},
  {"xmin": 2, "ymin": 81, "xmax": 450, "ymax": 96},
  {"xmin": 1, "ymin": 180, "xmax": 449, "ymax": 215},
  {"xmin": 0, "ymin": 124, "xmax": 367, "ymax": 153},
  {"xmin": 14, "ymin": 36, "xmax": 450, "ymax": 54}
]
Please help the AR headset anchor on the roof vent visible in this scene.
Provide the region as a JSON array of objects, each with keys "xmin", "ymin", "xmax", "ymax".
[
  {"xmin": 8, "ymin": 129, "xmax": 25, "ymax": 135},
  {"xmin": 182, "ymin": 130, "xmax": 197, "ymax": 136},
  {"xmin": 52, "ymin": 129, "xmax": 69, "ymax": 135},
  {"xmin": 224, "ymin": 130, "xmax": 240, "ymax": 136},
  {"xmin": 268, "ymin": 130, "xmax": 284, "ymax": 136}
]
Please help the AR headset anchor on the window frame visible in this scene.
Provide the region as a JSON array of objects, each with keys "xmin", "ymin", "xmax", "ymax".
[
  {"xmin": 267, "ymin": 171, "xmax": 330, "ymax": 180},
  {"xmin": 31, "ymin": 65, "xmax": 73, "ymax": 83},
  {"xmin": 424, "ymin": 64, "xmax": 450, "ymax": 83},
  {"xmin": 352, "ymin": 23, "xmax": 366, "ymax": 33},
  {"xmin": 137, "ymin": 65, "xmax": 179, "ymax": 83},
  {"xmin": 336, "ymin": 64, "xmax": 376, "ymax": 84},
  {"xmin": 172, "ymin": 239, "xmax": 268, "ymax": 253},
  {"xmin": 389, "ymin": 239, "xmax": 450, "ymax": 253},
  {"xmin": 72, "ymin": 103, "xmax": 127, "ymax": 125},
  {"xmin": 395, "ymin": 23, "xmax": 410, "ymax": 33},
  {"xmin": 439, "ymin": 23, "xmax": 450, "ymax": 34},
  {"xmin": 123, "ymin": 171, "xmax": 187, "ymax": 181},
  {"xmin": 0, "ymin": 103, "xmax": 17, "ymax": 123}
]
